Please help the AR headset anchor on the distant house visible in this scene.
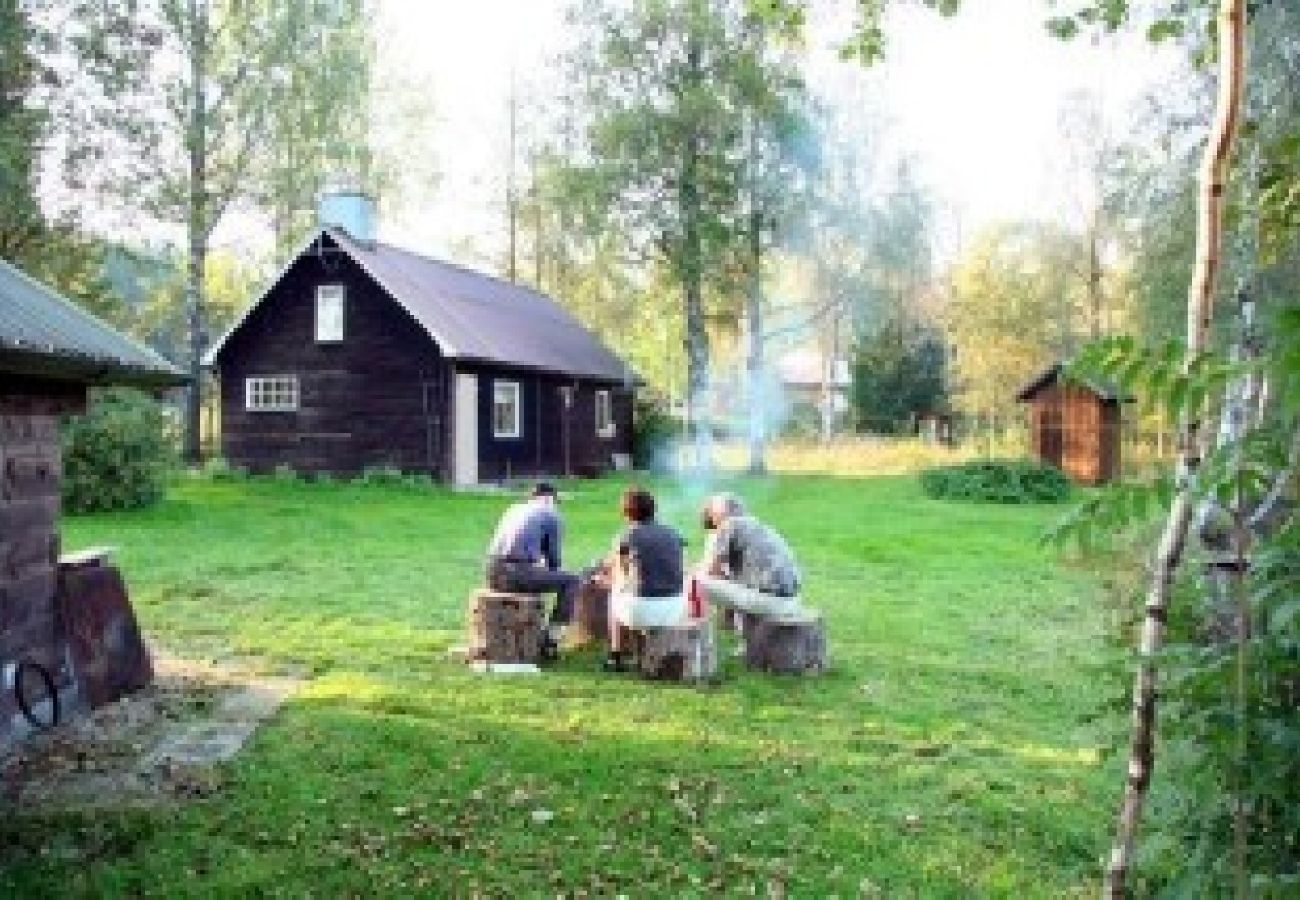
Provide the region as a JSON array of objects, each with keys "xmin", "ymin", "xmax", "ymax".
[
  {"xmin": 777, "ymin": 348, "xmax": 851, "ymax": 417},
  {"xmin": 0, "ymin": 256, "xmax": 184, "ymax": 746},
  {"xmin": 1016, "ymin": 362, "xmax": 1128, "ymax": 485},
  {"xmin": 206, "ymin": 192, "xmax": 636, "ymax": 483}
]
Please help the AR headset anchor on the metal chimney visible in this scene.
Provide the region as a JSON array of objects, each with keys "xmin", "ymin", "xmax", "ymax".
[{"xmin": 317, "ymin": 187, "xmax": 377, "ymax": 247}]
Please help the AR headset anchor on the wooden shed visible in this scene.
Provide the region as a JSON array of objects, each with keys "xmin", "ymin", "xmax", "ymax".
[
  {"xmin": 0, "ymin": 257, "xmax": 184, "ymax": 746},
  {"xmin": 205, "ymin": 193, "xmax": 637, "ymax": 483},
  {"xmin": 1016, "ymin": 363, "xmax": 1127, "ymax": 485}
]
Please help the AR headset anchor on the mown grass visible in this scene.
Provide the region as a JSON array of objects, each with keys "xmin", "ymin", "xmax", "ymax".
[{"xmin": 2, "ymin": 474, "xmax": 1113, "ymax": 897}]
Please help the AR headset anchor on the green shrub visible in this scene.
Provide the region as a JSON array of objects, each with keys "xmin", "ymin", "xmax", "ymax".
[
  {"xmin": 355, "ymin": 465, "xmax": 407, "ymax": 487},
  {"xmin": 919, "ymin": 458, "xmax": 1071, "ymax": 504},
  {"xmin": 200, "ymin": 455, "xmax": 248, "ymax": 482},
  {"xmin": 62, "ymin": 388, "xmax": 176, "ymax": 513},
  {"xmin": 632, "ymin": 396, "xmax": 678, "ymax": 470},
  {"xmin": 271, "ymin": 463, "xmax": 298, "ymax": 483}
]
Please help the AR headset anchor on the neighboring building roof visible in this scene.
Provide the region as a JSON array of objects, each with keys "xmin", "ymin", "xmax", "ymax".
[
  {"xmin": 0, "ymin": 256, "xmax": 186, "ymax": 388},
  {"xmin": 208, "ymin": 229, "xmax": 635, "ymax": 384},
  {"xmin": 1015, "ymin": 362, "xmax": 1130, "ymax": 403},
  {"xmin": 777, "ymin": 347, "xmax": 851, "ymax": 389}
]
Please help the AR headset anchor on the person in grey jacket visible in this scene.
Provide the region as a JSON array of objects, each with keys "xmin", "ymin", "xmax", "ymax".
[{"xmin": 484, "ymin": 482, "xmax": 579, "ymax": 657}]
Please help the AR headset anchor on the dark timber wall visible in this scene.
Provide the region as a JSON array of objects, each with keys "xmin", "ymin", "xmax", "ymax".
[
  {"xmin": 466, "ymin": 365, "xmax": 634, "ymax": 482},
  {"xmin": 218, "ymin": 252, "xmax": 452, "ymax": 477},
  {"xmin": 0, "ymin": 380, "xmax": 83, "ymax": 740}
]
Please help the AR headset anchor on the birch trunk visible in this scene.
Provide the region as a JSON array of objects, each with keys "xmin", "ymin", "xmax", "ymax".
[
  {"xmin": 1104, "ymin": 1, "xmax": 1247, "ymax": 894},
  {"xmin": 183, "ymin": 0, "xmax": 208, "ymax": 466}
]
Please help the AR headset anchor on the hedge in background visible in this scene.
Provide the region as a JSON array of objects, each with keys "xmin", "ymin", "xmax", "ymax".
[
  {"xmin": 62, "ymin": 388, "xmax": 175, "ymax": 513},
  {"xmin": 920, "ymin": 458, "xmax": 1071, "ymax": 504}
]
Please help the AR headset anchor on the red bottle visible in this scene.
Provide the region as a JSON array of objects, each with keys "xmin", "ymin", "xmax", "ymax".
[{"xmin": 687, "ymin": 577, "xmax": 708, "ymax": 620}]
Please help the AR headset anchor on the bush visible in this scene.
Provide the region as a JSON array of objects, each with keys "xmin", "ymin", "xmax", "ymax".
[
  {"xmin": 271, "ymin": 463, "xmax": 298, "ymax": 483},
  {"xmin": 355, "ymin": 465, "xmax": 407, "ymax": 487},
  {"xmin": 632, "ymin": 396, "xmax": 678, "ymax": 470},
  {"xmin": 201, "ymin": 456, "xmax": 249, "ymax": 482},
  {"xmin": 919, "ymin": 458, "xmax": 1071, "ymax": 504},
  {"xmin": 62, "ymin": 388, "xmax": 175, "ymax": 513}
]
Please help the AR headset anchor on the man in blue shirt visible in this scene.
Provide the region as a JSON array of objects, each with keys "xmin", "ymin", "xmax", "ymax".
[{"xmin": 484, "ymin": 482, "xmax": 580, "ymax": 657}]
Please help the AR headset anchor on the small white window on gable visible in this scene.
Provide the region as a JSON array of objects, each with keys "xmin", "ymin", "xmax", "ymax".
[
  {"xmin": 492, "ymin": 380, "xmax": 521, "ymax": 439},
  {"xmin": 245, "ymin": 376, "xmax": 299, "ymax": 412},
  {"xmin": 316, "ymin": 284, "xmax": 345, "ymax": 342},
  {"xmin": 596, "ymin": 389, "xmax": 615, "ymax": 438}
]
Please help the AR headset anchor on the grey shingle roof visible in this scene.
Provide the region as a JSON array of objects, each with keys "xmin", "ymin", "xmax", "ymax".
[
  {"xmin": 209, "ymin": 229, "xmax": 635, "ymax": 383},
  {"xmin": 0, "ymin": 256, "xmax": 186, "ymax": 387}
]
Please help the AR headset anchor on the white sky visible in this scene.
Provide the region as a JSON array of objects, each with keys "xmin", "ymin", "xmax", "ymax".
[{"xmin": 374, "ymin": 0, "xmax": 1186, "ymax": 264}]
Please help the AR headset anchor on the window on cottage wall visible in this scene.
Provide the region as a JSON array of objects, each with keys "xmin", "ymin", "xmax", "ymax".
[
  {"xmin": 595, "ymin": 389, "xmax": 615, "ymax": 438},
  {"xmin": 245, "ymin": 376, "xmax": 300, "ymax": 412},
  {"xmin": 316, "ymin": 284, "xmax": 345, "ymax": 342},
  {"xmin": 493, "ymin": 380, "xmax": 521, "ymax": 439}
]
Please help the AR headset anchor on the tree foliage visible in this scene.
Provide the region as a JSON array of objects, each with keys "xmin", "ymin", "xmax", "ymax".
[{"xmin": 850, "ymin": 317, "xmax": 946, "ymax": 433}]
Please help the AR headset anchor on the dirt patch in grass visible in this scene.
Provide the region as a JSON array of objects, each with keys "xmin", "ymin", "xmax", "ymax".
[{"xmin": 1, "ymin": 653, "xmax": 301, "ymax": 811}]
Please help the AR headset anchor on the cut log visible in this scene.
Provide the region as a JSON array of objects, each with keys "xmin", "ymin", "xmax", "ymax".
[
  {"xmin": 636, "ymin": 618, "xmax": 717, "ymax": 682},
  {"xmin": 466, "ymin": 589, "xmax": 544, "ymax": 664},
  {"xmin": 744, "ymin": 612, "xmax": 827, "ymax": 675},
  {"xmin": 567, "ymin": 577, "xmax": 610, "ymax": 648}
]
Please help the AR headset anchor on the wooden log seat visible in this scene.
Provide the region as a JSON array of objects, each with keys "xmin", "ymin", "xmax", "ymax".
[
  {"xmin": 634, "ymin": 618, "xmax": 717, "ymax": 682},
  {"xmin": 566, "ymin": 576, "xmax": 610, "ymax": 649},
  {"xmin": 467, "ymin": 590, "xmax": 544, "ymax": 664},
  {"xmin": 742, "ymin": 610, "xmax": 828, "ymax": 675}
]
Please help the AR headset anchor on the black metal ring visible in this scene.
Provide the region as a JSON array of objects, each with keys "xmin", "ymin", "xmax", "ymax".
[{"xmin": 14, "ymin": 661, "xmax": 59, "ymax": 731}]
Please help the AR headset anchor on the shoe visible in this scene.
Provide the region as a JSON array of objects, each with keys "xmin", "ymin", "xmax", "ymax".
[
  {"xmin": 539, "ymin": 634, "xmax": 560, "ymax": 662},
  {"xmin": 601, "ymin": 653, "xmax": 629, "ymax": 673}
]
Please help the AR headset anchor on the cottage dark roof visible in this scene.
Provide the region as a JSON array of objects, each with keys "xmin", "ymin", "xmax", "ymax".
[
  {"xmin": 1015, "ymin": 362, "xmax": 1130, "ymax": 403},
  {"xmin": 0, "ymin": 256, "xmax": 186, "ymax": 388},
  {"xmin": 209, "ymin": 229, "xmax": 634, "ymax": 383}
]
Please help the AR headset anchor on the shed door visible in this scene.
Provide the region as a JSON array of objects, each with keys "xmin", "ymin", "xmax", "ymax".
[
  {"xmin": 1041, "ymin": 407, "xmax": 1064, "ymax": 468},
  {"xmin": 454, "ymin": 373, "xmax": 478, "ymax": 486}
]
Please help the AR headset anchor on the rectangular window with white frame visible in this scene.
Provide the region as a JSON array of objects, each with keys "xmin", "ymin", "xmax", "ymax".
[
  {"xmin": 492, "ymin": 380, "xmax": 521, "ymax": 439},
  {"xmin": 245, "ymin": 376, "xmax": 300, "ymax": 412},
  {"xmin": 595, "ymin": 389, "xmax": 615, "ymax": 438},
  {"xmin": 316, "ymin": 284, "xmax": 345, "ymax": 342}
]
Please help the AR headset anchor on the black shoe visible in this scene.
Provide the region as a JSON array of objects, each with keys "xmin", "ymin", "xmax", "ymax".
[
  {"xmin": 601, "ymin": 653, "xmax": 629, "ymax": 673},
  {"xmin": 539, "ymin": 634, "xmax": 560, "ymax": 663}
]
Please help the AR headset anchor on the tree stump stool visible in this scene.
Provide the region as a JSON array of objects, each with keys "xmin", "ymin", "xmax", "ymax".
[
  {"xmin": 743, "ymin": 611, "xmax": 827, "ymax": 675},
  {"xmin": 566, "ymin": 577, "xmax": 610, "ymax": 648},
  {"xmin": 467, "ymin": 590, "xmax": 544, "ymax": 664},
  {"xmin": 635, "ymin": 618, "xmax": 717, "ymax": 682}
]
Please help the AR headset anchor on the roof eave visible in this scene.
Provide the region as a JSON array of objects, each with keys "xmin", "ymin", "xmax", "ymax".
[{"xmin": 0, "ymin": 345, "xmax": 189, "ymax": 389}]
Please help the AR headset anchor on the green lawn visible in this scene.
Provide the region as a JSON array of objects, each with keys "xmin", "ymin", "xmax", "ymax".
[{"xmin": 2, "ymin": 474, "xmax": 1113, "ymax": 897}]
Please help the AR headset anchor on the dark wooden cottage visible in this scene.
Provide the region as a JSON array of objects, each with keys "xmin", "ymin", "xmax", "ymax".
[
  {"xmin": 0, "ymin": 256, "xmax": 184, "ymax": 746},
  {"xmin": 206, "ymin": 204, "xmax": 636, "ymax": 483},
  {"xmin": 1016, "ymin": 363, "xmax": 1127, "ymax": 485}
]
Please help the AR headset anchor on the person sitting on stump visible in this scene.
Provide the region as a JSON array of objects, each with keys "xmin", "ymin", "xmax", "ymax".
[
  {"xmin": 604, "ymin": 486, "xmax": 686, "ymax": 672},
  {"xmin": 484, "ymin": 482, "xmax": 579, "ymax": 659},
  {"xmin": 696, "ymin": 493, "xmax": 802, "ymax": 621}
]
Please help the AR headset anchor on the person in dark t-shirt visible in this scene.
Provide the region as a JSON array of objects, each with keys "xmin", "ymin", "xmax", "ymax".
[{"xmin": 604, "ymin": 486, "xmax": 685, "ymax": 671}]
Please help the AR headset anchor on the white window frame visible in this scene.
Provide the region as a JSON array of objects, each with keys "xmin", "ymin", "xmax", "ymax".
[
  {"xmin": 315, "ymin": 284, "xmax": 345, "ymax": 343},
  {"xmin": 492, "ymin": 380, "xmax": 522, "ymax": 439},
  {"xmin": 595, "ymin": 389, "xmax": 616, "ymax": 438},
  {"xmin": 245, "ymin": 376, "xmax": 300, "ymax": 412}
]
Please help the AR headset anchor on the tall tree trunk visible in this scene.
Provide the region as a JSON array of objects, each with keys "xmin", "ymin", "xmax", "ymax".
[
  {"xmin": 681, "ymin": 28, "xmax": 709, "ymax": 471},
  {"xmin": 1088, "ymin": 215, "xmax": 1103, "ymax": 339},
  {"xmin": 1104, "ymin": 1, "xmax": 1247, "ymax": 894},
  {"xmin": 746, "ymin": 201, "xmax": 765, "ymax": 475},
  {"xmin": 183, "ymin": 0, "xmax": 209, "ymax": 466},
  {"xmin": 506, "ymin": 70, "xmax": 518, "ymax": 283}
]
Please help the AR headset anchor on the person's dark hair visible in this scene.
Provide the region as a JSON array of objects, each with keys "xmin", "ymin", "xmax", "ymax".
[
  {"xmin": 621, "ymin": 486, "xmax": 655, "ymax": 522},
  {"xmin": 532, "ymin": 481, "xmax": 557, "ymax": 499}
]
